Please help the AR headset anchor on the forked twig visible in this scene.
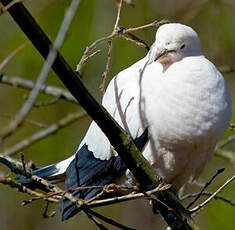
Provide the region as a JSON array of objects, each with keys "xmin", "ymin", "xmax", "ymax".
[
  {"xmin": 190, "ymin": 174, "xmax": 235, "ymax": 214},
  {"xmin": 187, "ymin": 168, "xmax": 225, "ymax": 209},
  {"xmin": 181, "ymin": 191, "xmax": 235, "ymax": 207},
  {"xmin": 76, "ymin": 19, "xmax": 168, "ymax": 73},
  {"xmin": 99, "ymin": 0, "xmax": 122, "ymax": 94}
]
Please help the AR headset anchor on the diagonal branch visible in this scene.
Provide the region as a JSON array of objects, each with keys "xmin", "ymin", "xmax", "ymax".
[
  {"xmin": 187, "ymin": 168, "xmax": 224, "ymax": 209},
  {"xmin": 181, "ymin": 191, "xmax": 235, "ymax": 207},
  {"xmin": 0, "ymin": 0, "xmax": 81, "ymax": 142},
  {"xmin": 190, "ymin": 174, "xmax": 235, "ymax": 214},
  {"xmin": 3, "ymin": 111, "xmax": 87, "ymax": 156}
]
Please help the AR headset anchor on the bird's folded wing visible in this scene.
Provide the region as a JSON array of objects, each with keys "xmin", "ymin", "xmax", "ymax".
[{"xmin": 78, "ymin": 56, "xmax": 149, "ymax": 160}]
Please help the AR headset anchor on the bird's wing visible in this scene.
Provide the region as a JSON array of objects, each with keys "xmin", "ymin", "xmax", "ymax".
[{"xmin": 79, "ymin": 56, "xmax": 149, "ymax": 160}]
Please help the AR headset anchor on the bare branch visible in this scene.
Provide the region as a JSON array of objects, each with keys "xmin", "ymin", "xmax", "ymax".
[
  {"xmin": 181, "ymin": 191, "xmax": 235, "ymax": 207},
  {"xmin": 84, "ymin": 208, "xmax": 135, "ymax": 230},
  {"xmin": 214, "ymin": 148, "xmax": 235, "ymax": 164},
  {"xmin": 0, "ymin": 74, "xmax": 77, "ymax": 103},
  {"xmin": 76, "ymin": 50, "xmax": 101, "ymax": 73},
  {"xmin": 0, "ymin": 0, "xmax": 82, "ymax": 141},
  {"xmin": 99, "ymin": 0, "xmax": 122, "ymax": 94},
  {"xmin": 0, "ymin": 176, "xmax": 59, "ymax": 203},
  {"xmin": 190, "ymin": 174, "xmax": 235, "ymax": 214},
  {"xmin": 124, "ymin": 19, "xmax": 169, "ymax": 33},
  {"xmin": 42, "ymin": 202, "xmax": 57, "ymax": 218},
  {"xmin": 76, "ymin": 19, "xmax": 168, "ymax": 73},
  {"xmin": 99, "ymin": 41, "xmax": 113, "ymax": 95},
  {"xmin": 3, "ymin": 111, "xmax": 87, "ymax": 156},
  {"xmin": 0, "ymin": 113, "xmax": 47, "ymax": 128},
  {"xmin": 0, "ymin": 153, "xmax": 23, "ymax": 168},
  {"xmin": 84, "ymin": 211, "xmax": 110, "ymax": 230},
  {"xmin": 216, "ymin": 134, "xmax": 235, "ymax": 149},
  {"xmin": 187, "ymin": 168, "xmax": 224, "ymax": 209},
  {"xmin": 33, "ymin": 96, "xmax": 60, "ymax": 107},
  {"xmin": 87, "ymin": 184, "xmax": 171, "ymax": 209},
  {"xmin": 120, "ymin": 34, "xmax": 149, "ymax": 50},
  {"xmin": 218, "ymin": 65, "xmax": 235, "ymax": 73}
]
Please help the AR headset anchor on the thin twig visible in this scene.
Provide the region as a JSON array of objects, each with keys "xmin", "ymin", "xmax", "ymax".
[
  {"xmin": 218, "ymin": 65, "xmax": 235, "ymax": 73},
  {"xmin": 124, "ymin": 19, "xmax": 169, "ymax": 33},
  {"xmin": 0, "ymin": 42, "xmax": 30, "ymax": 70},
  {"xmin": 0, "ymin": 176, "xmax": 58, "ymax": 203},
  {"xmin": 190, "ymin": 174, "xmax": 235, "ymax": 214},
  {"xmin": 31, "ymin": 175, "xmax": 84, "ymax": 206},
  {"xmin": 86, "ymin": 184, "xmax": 170, "ymax": 208},
  {"xmin": 3, "ymin": 111, "xmax": 87, "ymax": 156},
  {"xmin": 0, "ymin": 74, "xmax": 77, "ymax": 103},
  {"xmin": 76, "ymin": 50, "xmax": 101, "ymax": 73},
  {"xmin": 20, "ymin": 152, "xmax": 29, "ymax": 177},
  {"xmin": 33, "ymin": 96, "xmax": 60, "ymax": 107},
  {"xmin": 99, "ymin": 41, "xmax": 113, "ymax": 95},
  {"xmin": 42, "ymin": 201, "xmax": 56, "ymax": 218},
  {"xmin": 0, "ymin": 156, "xmax": 26, "ymax": 175},
  {"xmin": 216, "ymin": 135, "xmax": 235, "ymax": 149},
  {"xmin": 187, "ymin": 168, "xmax": 225, "ymax": 209},
  {"xmin": 214, "ymin": 148, "xmax": 235, "ymax": 164},
  {"xmin": 0, "ymin": 153, "xmax": 23, "ymax": 168},
  {"xmin": 114, "ymin": 0, "xmax": 123, "ymax": 30},
  {"xmin": 120, "ymin": 34, "xmax": 149, "ymax": 50},
  {"xmin": 84, "ymin": 208, "xmax": 136, "ymax": 230},
  {"xmin": 181, "ymin": 191, "xmax": 235, "ymax": 207},
  {"xmin": 0, "ymin": 0, "xmax": 82, "ymax": 141},
  {"xmin": 76, "ymin": 19, "xmax": 168, "ymax": 72},
  {"xmin": 0, "ymin": 154, "xmax": 169, "ymax": 209},
  {"xmin": 0, "ymin": 113, "xmax": 47, "ymax": 128},
  {"xmin": 84, "ymin": 210, "xmax": 110, "ymax": 230},
  {"xmin": 99, "ymin": 0, "xmax": 122, "ymax": 94}
]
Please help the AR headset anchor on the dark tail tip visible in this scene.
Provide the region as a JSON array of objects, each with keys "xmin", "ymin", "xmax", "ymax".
[{"xmin": 59, "ymin": 198, "xmax": 81, "ymax": 221}]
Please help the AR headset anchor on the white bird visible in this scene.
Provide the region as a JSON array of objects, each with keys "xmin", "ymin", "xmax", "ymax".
[{"xmin": 21, "ymin": 23, "xmax": 232, "ymax": 221}]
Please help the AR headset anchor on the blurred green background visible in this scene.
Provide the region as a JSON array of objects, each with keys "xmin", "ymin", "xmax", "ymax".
[{"xmin": 0, "ymin": 0, "xmax": 234, "ymax": 229}]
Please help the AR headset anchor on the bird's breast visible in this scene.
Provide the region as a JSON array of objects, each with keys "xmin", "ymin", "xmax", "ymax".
[{"xmin": 141, "ymin": 57, "xmax": 231, "ymax": 150}]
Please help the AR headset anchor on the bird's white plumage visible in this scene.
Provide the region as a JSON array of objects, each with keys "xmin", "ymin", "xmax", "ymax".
[{"xmin": 57, "ymin": 23, "xmax": 232, "ymax": 190}]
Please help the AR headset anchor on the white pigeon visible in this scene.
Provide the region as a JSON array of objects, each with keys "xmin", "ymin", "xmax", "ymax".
[{"xmin": 21, "ymin": 23, "xmax": 232, "ymax": 221}]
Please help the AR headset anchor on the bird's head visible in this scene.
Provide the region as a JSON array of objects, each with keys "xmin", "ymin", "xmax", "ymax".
[{"xmin": 150, "ymin": 23, "xmax": 203, "ymax": 69}]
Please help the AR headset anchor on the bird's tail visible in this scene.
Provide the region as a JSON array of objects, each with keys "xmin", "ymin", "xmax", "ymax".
[
  {"xmin": 18, "ymin": 155, "xmax": 75, "ymax": 189},
  {"xmin": 59, "ymin": 129, "xmax": 148, "ymax": 221}
]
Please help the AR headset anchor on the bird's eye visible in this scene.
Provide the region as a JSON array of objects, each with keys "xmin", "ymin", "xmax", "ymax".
[{"xmin": 180, "ymin": 44, "xmax": 185, "ymax": 50}]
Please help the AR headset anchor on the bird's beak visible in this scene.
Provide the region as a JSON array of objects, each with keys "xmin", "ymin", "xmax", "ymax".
[{"xmin": 154, "ymin": 48, "xmax": 176, "ymax": 61}]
